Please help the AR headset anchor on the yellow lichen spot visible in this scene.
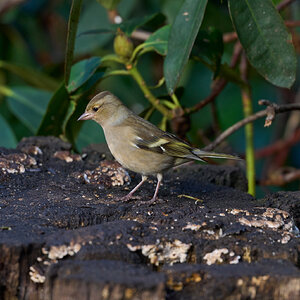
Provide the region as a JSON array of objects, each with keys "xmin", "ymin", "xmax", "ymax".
[
  {"xmin": 243, "ymin": 246, "xmax": 251, "ymax": 263},
  {"xmin": 125, "ymin": 288, "xmax": 135, "ymax": 299},
  {"xmin": 185, "ymin": 273, "xmax": 201, "ymax": 283},
  {"xmin": 167, "ymin": 277, "xmax": 183, "ymax": 291}
]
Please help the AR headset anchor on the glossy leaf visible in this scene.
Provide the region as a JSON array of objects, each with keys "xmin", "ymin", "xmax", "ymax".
[
  {"xmin": 75, "ymin": 0, "xmax": 136, "ymax": 55},
  {"xmin": 78, "ymin": 13, "xmax": 165, "ymax": 39},
  {"xmin": 194, "ymin": 56, "xmax": 246, "ymax": 88},
  {"xmin": 75, "ymin": 70, "xmax": 106, "ymax": 94},
  {"xmin": 0, "ymin": 115, "xmax": 17, "ymax": 148},
  {"xmin": 62, "ymin": 100, "xmax": 76, "ymax": 136},
  {"xmin": 37, "ymin": 84, "xmax": 70, "ymax": 136},
  {"xmin": 77, "ymin": 28, "xmax": 113, "ymax": 38},
  {"xmin": 65, "ymin": 0, "xmax": 83, "ymax": 85},
  {"xmin": 142, "ymin": 25, "xmax": 170, "ymax": 56},
  {"xmin": 75, "ymin": 120, "xmax": 106, "ymax": 152},
  {"xmin": 67, "ymin": 57, "xmax": 102, "ymax": 93},
  {"xmin": 64, "ymin": 71, "xmax": 106, "ymax": 146},
  {"xmin": 4, "ymin": 86, "xmax": 51, "ymax": 133},
  {"xmin": 228, "ymin": 0, "xmax": 296, "ymax": 88},
  {"xmin": 119, "ymin": 13, "xmax": 165, "ymax": 36},
  {"xmin": 0, "ymin": 61, "xmax": 58, "ymax": 91},
  {"xmin": 193, "ymin": 28, "xmax": 223, "ymax": 78},
  {"xmin": 65, "ymin": 96, "xmax": 86, "ymax": 148},
  {"xmin": 164, "ymin": 0, "xmax": 208, "ymax": 94}
]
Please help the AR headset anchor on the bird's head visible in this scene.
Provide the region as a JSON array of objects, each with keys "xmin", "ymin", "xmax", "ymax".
[{"xmin": 78, "ymin": 91, "xmax": 125, "ymax": 126}]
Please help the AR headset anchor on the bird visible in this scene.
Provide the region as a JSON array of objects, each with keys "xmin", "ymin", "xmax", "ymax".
[{"xmin": 78, "ymin": 91, "xmax": 241, "ymax": 204}]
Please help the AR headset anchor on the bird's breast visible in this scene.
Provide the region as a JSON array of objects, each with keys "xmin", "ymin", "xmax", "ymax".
[{"xmin": 103, "ymin": 126, "xmax": 174, "ymax": 175}]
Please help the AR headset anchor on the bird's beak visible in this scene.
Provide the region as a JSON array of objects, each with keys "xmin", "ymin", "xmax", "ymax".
[{"xmin": 77, "ymin": 112, "xmax": 94, "ymax": 121}]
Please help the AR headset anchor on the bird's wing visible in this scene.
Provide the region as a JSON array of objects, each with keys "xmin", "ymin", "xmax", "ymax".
[
  {"xmin": 127, "ymin": 115, "xmax": 206, "ymax": 161},
  {"xmin": 125, "ymin": 114, "xmax": 240, "ymax": 162}
]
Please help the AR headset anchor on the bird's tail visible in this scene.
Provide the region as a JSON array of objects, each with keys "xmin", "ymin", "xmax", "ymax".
[{"xmin": 192, "ymin": 149, "xmax": 241, "ymax": 162}]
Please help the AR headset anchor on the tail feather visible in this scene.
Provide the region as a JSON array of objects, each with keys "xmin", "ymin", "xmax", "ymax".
[{"xmin": 192, "ymin": 149, "xmax": 241, "ymax": 161}]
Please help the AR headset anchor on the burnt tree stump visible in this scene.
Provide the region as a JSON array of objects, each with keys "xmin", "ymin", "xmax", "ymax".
[{"xmin": 0, "ymin": 137, "xmax": 299, "ymax": 300}]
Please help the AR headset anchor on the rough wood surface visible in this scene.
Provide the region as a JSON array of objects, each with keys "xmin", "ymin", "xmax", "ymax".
[{"xmin": 0, "ymin": 137, "xmax": 299, "ymax": 300}]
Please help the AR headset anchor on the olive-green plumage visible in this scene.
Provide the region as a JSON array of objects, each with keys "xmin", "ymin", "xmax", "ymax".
[{"xmin": 78, "ymin": 91, "xmax": 240, "ymax": 203}]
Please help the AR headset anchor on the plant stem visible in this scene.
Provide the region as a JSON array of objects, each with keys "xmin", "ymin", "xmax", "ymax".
[
  {"xmin": 64, "ymin": 0, "xmax": 83, "ymax": 85},
  {"xmin": 128, "ymin": 66, "xmax": 172, "ymax": 119},
  {"xmin": 171, "ymin": 93, "xmax": 181, "ymax": 107},
  {"xmin": 203, "ymin": 102, "xmax": 300, "ymax": 151},
  {"xmin": 240, "ymin": 54, "xmax": 255, "ymax": 196},
  {"xmin": 160, "ymin": 115, "xmax": 168, "ymax": 131},
  {"xmin": 242, "ymin": 88, "xmax": 255, "ymax": 196}
]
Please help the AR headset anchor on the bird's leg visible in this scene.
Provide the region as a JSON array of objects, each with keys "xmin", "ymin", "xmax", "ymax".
[
  {"xmin": 120, "ymin": 175, "xmax": 148, "ymax": 201},
  {"xmin": 140, "ymin": 173, "xmax": 163, "ymax": 205}
]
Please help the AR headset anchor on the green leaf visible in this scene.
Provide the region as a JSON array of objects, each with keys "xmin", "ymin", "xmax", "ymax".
[
  {"xmin": 77, "ymin": 28, "xmax": 114, "ymax": 38},
  {"xmin": 193, "ymin": 28, "xmax": 224, "ymax": 78},
  {"xmin": 0, "ymin": 115, "xmax": 17, "ymax": 148},
  {"xmin": 75, "ymin": 0, "xmax": 136, "ymax": 55},
  {"xmin": 37, "ymin": 83, "xmax": 70, "ymax": 136},
  {"xmin": 142, "ymin": 25, "xmax": 171, "ymax": 56},
  {"xmin": 67, "ymin": 57, "xmax": 102, "ymax": 93},
  {"xmin": 0, "ymin": 61, "xmax": 58, "ymax": 91},
  {"xmin": 228, "ymin": 0, "xmax": 297, "ymax": 88},
  {"xmin": 64, "ymin": 97, "xmax": 86, "ymax": 148},
  {"xmin": 164, "ymin": 0, "xmax": 208, "ymax": 94},
  {"xmin": 75, "ymin": 120, "xmax": 106, "ymax": 152},
  {"xmin": 194, "ymin": 56, "xmax": 246, "ymax": 88},
  {"xmin": 119, "ymin": 13, "xmax": 166, "ymax": 36},
  {"xmin": 65, "ymin": 0, "xmax": 83, "ymax": 85},
  {"xmin": 76, "ymin": 70, "xmax": 106, "ymax": 94},
  {"xmin": 77, "ymin": 13, "xmax": 165, "ymax": 39},
  {"xmin": 64, "ymin": 69, "xmax": 106, "ymax": 146},
  {"xmin": 62, "ymin": 100, "xmax": 76, "ymax": 136},
  {"xmin": 2, "ymin": 86, "xmax": 52, "ymax": 133}
]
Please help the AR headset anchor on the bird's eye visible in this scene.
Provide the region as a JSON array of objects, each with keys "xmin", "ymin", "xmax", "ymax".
[{"xmin": 92, "ymin": 107, "xmax": 99, "ymax": 112}]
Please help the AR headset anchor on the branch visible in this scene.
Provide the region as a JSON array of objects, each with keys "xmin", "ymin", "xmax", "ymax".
[
  {"xmin": 260, "ymin": 168, "xmax": 300, "ymax": 186},
  {"xmin": 223, "ymin": 20, "xmax": 300, "ymax": 44},
  {"xmin": 186, "ymin": 42, "xmax": 243, "ymax": 114},
  {"xmin": 285, "ymin": 20, "xmax": 300, "ymax": 28},
  {"xmin": 203, "ymin": 102, "xmax": 300, "ymax": 151},
  {"xmin": 276, "ymin": 0, "xmax": 296, "ymax": 11},
  {"xmin": 131, "ymin": 30, "xmax": 151, "ymax": 41},
  {"xmin": 255, "ymin": 128, "xmax": 300, "ymax": 159},
  {"xmin": 128, "ymin": 66, "xmax": 172, "ymax": 119},
  {"xmin": 0, "ymin": 0, "xmax": 25, "ymax": 16}
]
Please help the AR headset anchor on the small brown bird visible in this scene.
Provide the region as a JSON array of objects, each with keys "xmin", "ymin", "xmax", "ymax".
[{"xmin": 78, "ymin": 91, "xmax": 240, "ymax": 204}]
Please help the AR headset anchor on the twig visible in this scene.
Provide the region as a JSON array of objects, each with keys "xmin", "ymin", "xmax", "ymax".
[
  {"xmin": 186, "ymin": 42, "xmax": 243, "ymax": 114},
  {"xmin": 260, "ymin": 168, "xmax": 300, "ymax": 186},
  {"xmin": 204, "ymin": 102, "xmax": 300, "ymax": 151},
  {"xmin": 255, "ymin": 128, "xmax": 300, "ymax": 159},
  {"xmin": 128, "ymin": 66, "xmax": 172, "ymax": 119},
  {"xmin": 186, "ymin": 79, "xmax": 227, "ymax": 114},
  {"xmin": 131, "ymin": 30, "xmax": 151, "ymax": 41},
  {"xmin": 285, "ymin": 20, "xmax": 300, "ymax": 28},
  {"xmin": 223, "ymin": 20, "xmax": 300, "ymax": 44},
  {"xmin": 223, "ymin": 32, "xmax": 237, "ymax": 43},
  {"xmin": 107, "ymin": 9, "xmax": 122, "ymax": 24},
  {"xmin": 258, "ymin": 99, "xmax": 278, "ymax": 127},
  {"xmin": 276, "ymin": 0, "xmax": 296, "ymax": 11},
  {"xmin": 0, "ymin": 0, "xmax": 25, "ymax": 16}
]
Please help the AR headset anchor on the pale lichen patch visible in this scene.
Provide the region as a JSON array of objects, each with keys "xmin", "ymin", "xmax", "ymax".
[{"xmin": 127, "ymin": 239, "xmax": 191, "ymax": 266}]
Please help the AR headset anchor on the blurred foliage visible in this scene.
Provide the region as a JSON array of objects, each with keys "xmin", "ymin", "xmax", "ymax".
[{"xmin": 0, "ymin": 0, "xmax": 299, "ymax": 196}]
